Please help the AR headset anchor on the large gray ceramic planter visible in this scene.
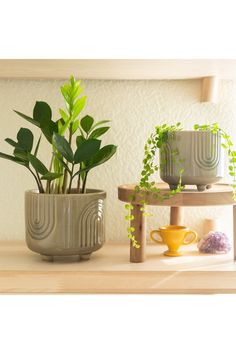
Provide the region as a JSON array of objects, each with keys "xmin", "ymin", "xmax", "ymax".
[
  {"xmin": 25, "ymin": 189, "xmax": 106, "ymax": 261},
  {"xmin": 160, "ymin": 131, "xmax": 224, "ymax": 191}
]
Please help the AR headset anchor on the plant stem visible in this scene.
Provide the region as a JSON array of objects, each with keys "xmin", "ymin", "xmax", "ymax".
[
  {"xmin": 46, "ymin": 154, "xmax": 54, "ymax": 193},
  {"xmin": 81, "ymin": 172, "xmax": 88, "ymax": 194},
  {"xmin": 36, "ymin": 170, "xmax": 44, "ymax": 194},
  {"xmin": 62, "ymin": 172, "xmax": 68, "ymax": 193},
  {"xmin": 69, "ymin": 123, "xmax": 73, "ymax": 145},
  {"xmin": 62, "ymin": 123, "xmax": 73, "ymax": 193},
  {"xmin": 68, "ymin": 164, "xmax": 74, "ymax": 194},
  {"xmin": 77, "ymin": 173, "xmax": 81, "ymax": 193},
  {"xmin": 48, "ymin": 181, "xmax": 51, "ymax": 194},
  {"xmin": 28, "ymin": 167, "xmax": 44, "ymax": 193}
]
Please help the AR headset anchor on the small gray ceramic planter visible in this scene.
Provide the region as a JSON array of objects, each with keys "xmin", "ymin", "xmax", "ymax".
[
  {"xmin": 25, "ymin": 189, "xmax": 106, "ymax": 261},
  {"xmin": 160, "ymin": 131, "xmax": 224, "ymax": 191}
]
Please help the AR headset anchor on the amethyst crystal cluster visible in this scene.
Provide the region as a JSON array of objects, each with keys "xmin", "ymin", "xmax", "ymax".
[{"xmin": 198, "ymin": 231, "xmax": 231, "ymax": 254}]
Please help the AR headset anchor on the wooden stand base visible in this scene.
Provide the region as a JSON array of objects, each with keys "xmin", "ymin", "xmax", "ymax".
[
  {"xmin": 234, "ymin": 205, "xmax": 236, "ymax": 261},
  {"xmin": 119, "ymin": 183, "xmax": 236, "ymax": 263}
]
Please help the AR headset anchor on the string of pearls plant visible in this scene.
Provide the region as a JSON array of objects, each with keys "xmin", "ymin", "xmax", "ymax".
[{"xmin": 125, "ymin": 122, "xmax": 184, "ymax": 248}]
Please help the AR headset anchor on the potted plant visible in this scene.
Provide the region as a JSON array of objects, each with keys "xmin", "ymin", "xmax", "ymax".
[
  {"xmin": 160, "ymin": 129, "xmax": 224, "ymax": 191},
  {"xmin": 125, "ymin": 122, "xmax": 236, "ymax": 248},
  {"xmin": 0, "ymin": 76, "xmax": 117, "ymax": 261}
]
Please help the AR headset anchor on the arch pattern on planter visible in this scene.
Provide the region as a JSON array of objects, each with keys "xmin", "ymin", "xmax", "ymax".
[
  {"xmin": 26, "ymin": 194, "xmax": 56, "ymax": 240},
  {"xmin": 161, "ymin": 142, "xmax": 174, "ymax": 176},
  {"xmin": 193, "ymin": 132, "xmax": 221, "ymax": 170},
  {"xmin": 77, "ymin": 199, "xmax": 105, "ymax": 248},
  {"xmin": 61, "ymin": 197, "xmax": 73, "ymax": 249}
]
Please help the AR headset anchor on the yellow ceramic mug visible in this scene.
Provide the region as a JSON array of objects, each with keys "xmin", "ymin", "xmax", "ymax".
[{"xmin": 150, "ymin": 225, "xmax": 198, "ymax": 257}]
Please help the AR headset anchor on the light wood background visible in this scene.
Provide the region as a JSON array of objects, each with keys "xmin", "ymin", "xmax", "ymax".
[{"xmin": 0, "ymin": 59, "xmax": 236, "ymax": 79}]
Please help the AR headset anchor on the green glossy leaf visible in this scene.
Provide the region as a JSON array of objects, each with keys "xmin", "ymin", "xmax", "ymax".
[
  {"xmin": 13, "ymin": 110, "xmax": 40, "ymax": 127},
  {"xmin": 5, "ymin": 138, "xmax": 18, "ymax": 147},
  {"xmin": 72, "ymin": 96, "xmax": 87, "ymax": 120},
  {"xmin": 59, "ymin": 109, "xmax": 69, "ymax": 123},
  {"xmin": 41, "ymin": 172, "xmax": 63, "ymax": 181},
  {"xmin": 72, "ymin": 144, "xmax": 117, "ymax": 178},
  {"xmin": 0, "ymin": 152, "xmax": 28, "ymax": 166},
  {"xmin": 74, "ymin": 95, "xmax": 86, "ymax": 112},
  {"xmin": 40, "ymin": 120, "xmax": 58, "ymax": 143},
  {"xmin": 58, "ymin": 119, "xmax": 64, "ymax": 134},
  {"xmin": 14, "ymin": 149, "xmax": 29, "ymax": 162},
  {"xmin": 32, "ymin": 102, "xmax": 57, "ymax": 143},
  {"xmin": 89, "ymin": 127, "xmax": 110, "ymax": 139},
  {"xmin": 74, "ymin": 139, "xmax": 101, "ymax": 164},
  {"xmin": 61, "ymin": 77, "xmax": 83, "ymax": 106},
  {"xmin": 61, "ymin": 85, "xmax": 71, "ymax": 103},
  {"xmin": 33, "ymin": 101, "xmax": 52, "ymax": 124},
  {"xmin": 80, "ymin": 115, "xmax": 94, "ymax": 133},
  {"xmin": 71, "ymin": 85, "xmax": 83, "ymax": 102},
  {"xmin": 58, "ymin": 118, "xmax": 71, "ymax": 136},
  {"xmin": 17, "ymin": 128, "xmax": 34, "ymax": 152},
  {"xmin": 88, "ymin": 144, "xmax": 117, "ymax": 168},
  {"xmin": 70, "ymin": 75, "xmax": 76, "ymax": 86},
  {"xmin": 72, "ymin": 120, "xmax": 80, "ymax": 134},
  {"xmin": 53, "ymin": 133, "xmax": 74, "ymax": 163},
  {"xmin": 76, "ymin": 135, "xmax": 85, "ymax": 148},
  {"xmin": 91, "ymin": 120, "xmax": 111, "ymax": 130},
  {"xmin": 28, "ymin": 154, "xmax": 48, "ymax": 175}
]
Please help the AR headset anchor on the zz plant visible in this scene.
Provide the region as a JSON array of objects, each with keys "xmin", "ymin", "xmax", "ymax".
[
  {"xmin": 127, "ymin": 122, "xmax": 236, "ymax": 248},
  {"xmin": 0, "ymin": 76, "xmax": 117, "ymax": 194}
]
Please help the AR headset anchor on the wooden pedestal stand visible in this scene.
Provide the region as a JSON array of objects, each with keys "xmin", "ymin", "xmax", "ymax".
[{"xmin": 118, "ymin": 183, "xmax": 236, "ymax": 263}]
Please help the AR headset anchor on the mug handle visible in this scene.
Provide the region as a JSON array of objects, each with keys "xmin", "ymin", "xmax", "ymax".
[
  {"xmin": 183, "ymin": 230, "xmax": 198, "ymax": 245},
  {"xmin": 150, "ymin": 230, "xmax": 163, "ymax": 244}
]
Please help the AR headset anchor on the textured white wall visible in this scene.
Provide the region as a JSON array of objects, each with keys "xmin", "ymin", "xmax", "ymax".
[{"xmin": 0, "ymin": 79, "xmax": 236, "ymax": 241}]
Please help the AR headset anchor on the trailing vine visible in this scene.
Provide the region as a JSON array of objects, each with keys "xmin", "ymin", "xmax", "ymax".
[{"xmin": 125, "ymin": 122, "xmax": 185, "ymax": 248}]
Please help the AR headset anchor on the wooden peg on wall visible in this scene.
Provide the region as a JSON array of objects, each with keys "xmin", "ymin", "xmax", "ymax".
[{"xmin": 201, "ymin": 76, "xmax": 219, "ymax": 103}]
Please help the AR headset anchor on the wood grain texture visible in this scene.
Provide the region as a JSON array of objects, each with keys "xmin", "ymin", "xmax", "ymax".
[
  {"xmin": 1, "ymin": 241, "xmax": 236, "ymax": 293},
  {"xmin": 118, "ymin": 183, "xmax": 235, "ymax": 206},
  {"xmin": 234, "ymin": 205, "xmax": 236, "ymax": 261},
  {"xmin": 170, "ymin": 207, "xmax": 184, "ymax": 225},
  {"xmin": 119, "ymin": 183, "xmax": 236, "ymax": 263},
  {"xmin": 201, "ymin": 76, "xmax": 219, "ymax": 103},
  {"xmin": 1, "ymin": 59, "xmax": 236, "ymax": 79}
]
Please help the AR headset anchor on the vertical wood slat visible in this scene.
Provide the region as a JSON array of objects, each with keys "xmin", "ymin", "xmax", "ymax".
[
  {"xmin": 233, "ymin": 205, "xmax": 236, "ymax": 260},
  {"xmin": 170, "ymin": 206, "xmax": 184, "ymax": 225}
]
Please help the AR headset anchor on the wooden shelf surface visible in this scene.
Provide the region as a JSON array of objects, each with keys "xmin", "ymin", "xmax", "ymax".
[
  {"xmin": 118, "ymin": 183, "xmax": 234, "ymax": 206},
  {"xmin": 0, "ymin": 241, "xmax": 236, "ymax": 294},
  {"xmin": 1, "ymin": 59, "xmax": 236, "ymax": 80}
]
